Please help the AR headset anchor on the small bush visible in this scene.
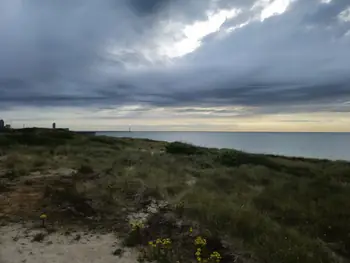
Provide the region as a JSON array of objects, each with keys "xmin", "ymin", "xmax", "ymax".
[
  {"xmin": 46, "ymin": 183, "xmax": 96, "ymax": 217},
  {"xmin": 124, "ymin": 219, "xmax": 146, "ymax": 247},
  {"xmin": 217, "ymin": 150, "xmax": 280, "ymax": 169},
  {"xmin": 77, "ymin": 164, "xmax": 94, "ymax": 174},
  {"xmin": 32, "ymin": 232, "xmax": 46, "ymax": 242},
  {"xmin": 33, "ymin": 158, "xmax": 46, "ymax": 168},
  {"xmin": 90, "ymin": 136, "xmax": 118, "ymax": 145},
  {"xmin": 217, "ymin": 150, "xmax": 251, "ymax": 166},
  {"xmin": 4, "ymin": 154, "xmax": 20, "ymax": 169},
  {"xmin": 5, "ymin": 167, "xmax": 28, "ymax": 179},
  {"xmin": 0, "ymin": 180, "xmax": 9, "ymax": 192},
  {"xmin": 165, "ymin": 142, "xmax": 203, "ymax": 155}
]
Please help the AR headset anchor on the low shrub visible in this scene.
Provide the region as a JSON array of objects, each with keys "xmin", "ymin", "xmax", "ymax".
[
  {"xmin": 165, "ymin": 142, "xmax": 203, "ymax": 155},
  {"xmin": 5, "ymin": 167, "xmax": 28, "ymax": 179},
  {"xmin": 77, "ymin": 164, "xmax": 94, "ymax": 174},
  {"xmin": 216, "ymin": 150, "xmax": 252, "ymax": 166}
]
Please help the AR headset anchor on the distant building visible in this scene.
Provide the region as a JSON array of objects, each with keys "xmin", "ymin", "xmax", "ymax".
[
  {"xmin": 5, "ymin": 124, "xmax": 11, "ymax": 129},
  {"xmin": 0, "ymin": 119, "xmax": 4, "ymax": 129},
  {"xmin": 52, "ymin": 122, "xmax": 56, "ymax": 129}
]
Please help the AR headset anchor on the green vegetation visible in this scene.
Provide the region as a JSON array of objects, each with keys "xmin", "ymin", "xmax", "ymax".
[{"xmin": 1, "ymin": 128, "xmax": 350, "ymax": 263}]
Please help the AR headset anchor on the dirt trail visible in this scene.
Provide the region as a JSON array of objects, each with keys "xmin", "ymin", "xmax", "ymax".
[
  {"xmin": 0, "ymin": 169, "xmax": 139, "ymax": 263},
  {"xmin": 0, "ymin": 223, "xmax": 138, "ymax": 263}
]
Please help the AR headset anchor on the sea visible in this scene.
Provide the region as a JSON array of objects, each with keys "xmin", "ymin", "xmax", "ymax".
[{"xmin": 96, "ymin": 131, "xmax": 350, "ymax": 161}]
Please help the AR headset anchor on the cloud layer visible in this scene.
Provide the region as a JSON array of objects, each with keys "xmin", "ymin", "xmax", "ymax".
[{"xmin": 0, "ymin": 0, "xmax": 349, "ymax": 130}]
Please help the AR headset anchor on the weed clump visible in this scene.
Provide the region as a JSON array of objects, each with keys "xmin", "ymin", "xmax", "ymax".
[
  {"xmin": 165, "ymin": 142, "xmax": 203, "ymax": 155},
  {"xmin": 146, "ymin": 238, "xmax": 173, "ymax": 263},
  {"xmin": 77, "ymin": 164, "xmax": 94, "ymax": 174},
  {"xmin": 5, "ymin": 167, "xmax": 28, "ymax": 180},
  {"xmin": 124, "ymin": 219, "xmax": 147, "ymax": 247},
  {"xmin": 32, "ymin": 232, "xmax": 46, "ymax": 242},
  {"xmin": 0, "ymin": 179, "xmax": 9, "ymax": 192}
]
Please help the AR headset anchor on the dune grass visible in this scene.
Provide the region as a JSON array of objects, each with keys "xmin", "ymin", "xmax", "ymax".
[{"xmin": 1, "ymin": 128, "xmax": 350, "ymax": 263}]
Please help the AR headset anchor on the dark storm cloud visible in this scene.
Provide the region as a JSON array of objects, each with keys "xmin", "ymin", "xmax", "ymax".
[
  {"xmin": 302, "ymin": 0, "xmax": 350, "ymax": 25},
  {"xmin": 152, "ymin": 81, "xmax": 350, "ymax": 109},
  {"xmin": 173, "ymin": 0, "xmax": 350, "ymax": 112},
  {"xmin": 0, "ymin": 0, "xmax": 153, "ymax": 108},
  {"xmin": 128, "ymin": 0, "xmax": 171, "ymax": 15},
  {"xmin": 0, "ymin": 0, "xmax": 350, "ymax": 115}
]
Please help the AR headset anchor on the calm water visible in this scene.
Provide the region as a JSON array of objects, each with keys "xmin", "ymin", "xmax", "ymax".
[{"xmin": 96, "ymin": 131, "xmax": 350, "ymax": 161}]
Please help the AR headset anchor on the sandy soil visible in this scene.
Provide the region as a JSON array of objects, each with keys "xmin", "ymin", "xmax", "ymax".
[
  {"xmin": 0, "ymin": 167, "xmax": 142, "ymax": 263},
  {"xmin": 0, "ymin": 223, "xmax": 139, "ymax": 263}
]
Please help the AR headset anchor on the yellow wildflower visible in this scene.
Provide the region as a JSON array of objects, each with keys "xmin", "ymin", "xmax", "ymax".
[
  {"xmin": 40, "ymin": 214, "xmax": 47, "ymax": 219},
  {"xmin": 210, "ymin": 251, "xmax": 222, "ymax": 263},
  {"xmin": 129, "ymin": 219, "xmax": 145, "ymax": 231},
  {"xmin": 194, "ymin": 236, "xmax": 207, "ymax": 246}
]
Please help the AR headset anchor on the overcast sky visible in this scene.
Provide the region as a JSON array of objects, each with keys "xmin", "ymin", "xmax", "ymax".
[{"xmin": 0, "ymin": 0, "xmax": 349, "ymax": 131}]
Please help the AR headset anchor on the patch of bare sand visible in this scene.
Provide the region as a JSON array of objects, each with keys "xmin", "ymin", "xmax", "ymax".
[
  {"xmin": 23, "ymin": 168, "xmax": 77, "ymax": 180},
  {"xmin": 0, "ymin": 224, "xmax": 139, "ymax": 263}
]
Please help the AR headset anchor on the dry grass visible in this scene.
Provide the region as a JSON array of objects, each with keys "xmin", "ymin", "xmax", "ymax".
[{"xmin": 0, "ymin": 128, "xmax": 349, "ymax": 263}]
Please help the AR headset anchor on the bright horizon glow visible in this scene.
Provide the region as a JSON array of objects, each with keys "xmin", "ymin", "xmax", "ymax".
[{"xmin": 2, "ymin": 106, "xmax": 349, "ymax": 132}]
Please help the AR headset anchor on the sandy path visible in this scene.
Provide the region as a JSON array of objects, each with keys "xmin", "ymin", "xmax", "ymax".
[{"xmin": 0, "ymin": 224, "xmax": 138, "ymax": 263}]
